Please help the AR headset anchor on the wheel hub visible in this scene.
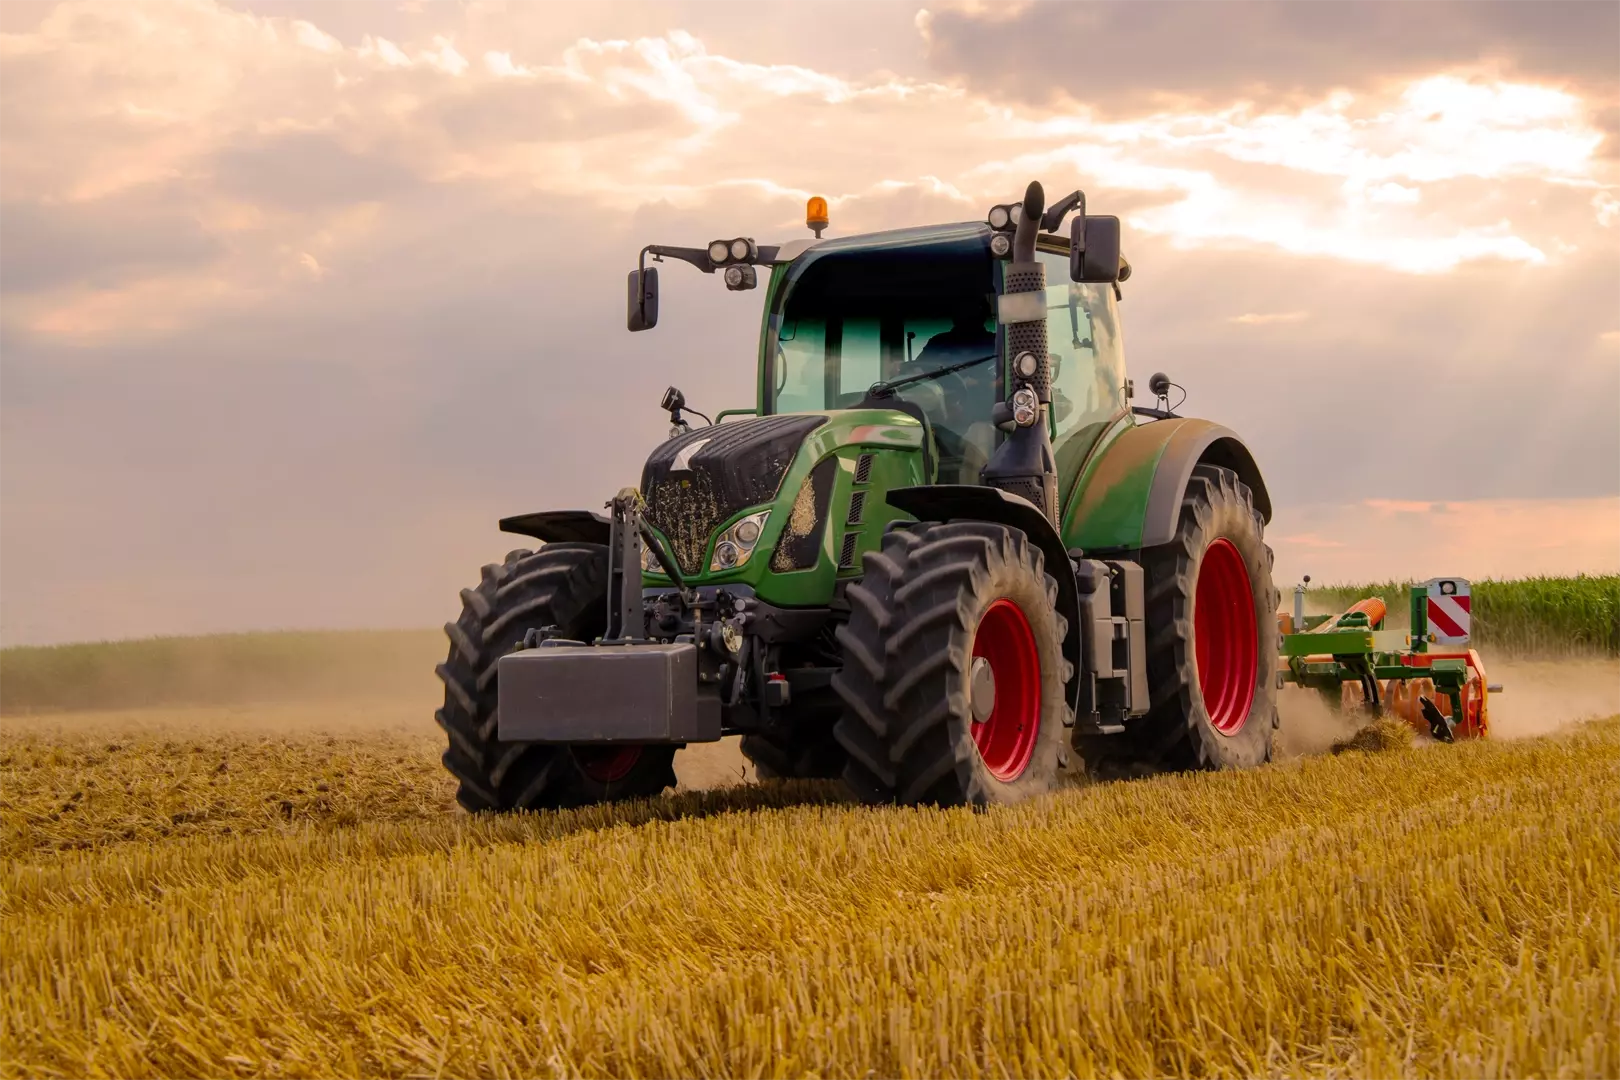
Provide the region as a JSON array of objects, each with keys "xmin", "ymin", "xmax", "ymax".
[{"xmin": 969, "ymin": 657, "xmax": 996, "ymax": 723}]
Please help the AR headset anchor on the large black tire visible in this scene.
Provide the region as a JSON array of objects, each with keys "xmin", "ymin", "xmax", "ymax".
[
  {"xmin": 833, "ymin": 521, "xmax": 1075, "ymax": 806},
  {"xmin": 435, "ymin": 543, "xmax": 678, "ymax": 812},
  {"xmin": 740, "ymin": 727, "xmax": 844, "ymax": 781},
  {"xmin": 1080, "ymin": 464, "xmax": 1279, "ymax": 775}
]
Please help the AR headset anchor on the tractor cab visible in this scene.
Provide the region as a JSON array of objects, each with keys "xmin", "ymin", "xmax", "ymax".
[{"xmin": 760, "ymin": 223, "xmax": 1128, "ymax": 490}]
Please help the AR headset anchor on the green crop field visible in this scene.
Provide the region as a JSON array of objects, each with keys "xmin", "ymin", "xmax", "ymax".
[{"xmin": 1304, "ymin": 574, "xmax": 1619, "ymax": 657}]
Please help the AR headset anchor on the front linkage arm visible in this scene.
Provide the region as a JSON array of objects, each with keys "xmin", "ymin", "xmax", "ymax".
[{"xmin": 602, "ymin": 488, "xmax": 693, "ymax": 644}]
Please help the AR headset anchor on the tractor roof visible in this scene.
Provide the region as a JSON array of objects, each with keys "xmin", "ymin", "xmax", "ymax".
[{"xmin": 772, "ymin": 220, "xmax": 994, "ymax": 267}]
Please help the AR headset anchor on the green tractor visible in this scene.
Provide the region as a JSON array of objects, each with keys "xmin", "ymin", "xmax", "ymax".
[{"xmin": 435, "ymin": 180, "xmax": 1278, "ymax": 811}]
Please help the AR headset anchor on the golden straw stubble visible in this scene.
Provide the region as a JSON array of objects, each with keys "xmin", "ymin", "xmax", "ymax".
[{"xmin": 2, "ymin": 714, "xmax": 1616, "ymax": 1079}]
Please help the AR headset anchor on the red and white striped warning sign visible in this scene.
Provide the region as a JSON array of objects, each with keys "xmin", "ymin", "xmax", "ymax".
[{"xmin": 1421, "ymin": 577, "xmax": 1471, "ymax": 644}]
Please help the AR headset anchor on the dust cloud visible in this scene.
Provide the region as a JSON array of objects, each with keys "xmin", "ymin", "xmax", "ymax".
[
  {"xmin": 9, "ymin": 652, "xmax": 1609, "ymax": 792},
  {"xmin": 1275, "ymin": 685, "xmax": 1367, "ymax": 759},
  {"xmin": 675, "ymin": 739, "xmax": 756, "ymax": 789},
  {"xmin": 1274, "ymin": 657, "xmax": 1619, "ymax": 755},
  {"xmin": 1483, "ymin": 658, "xmax": 1620, "ymax": 739}
]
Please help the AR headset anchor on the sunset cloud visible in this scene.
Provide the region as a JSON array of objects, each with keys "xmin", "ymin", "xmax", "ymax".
[
  {"xmin": 1229, "ymin": 312, "xmax": 1309, "ymax": 326},
  {"xmin": 1, "ymin": 0, "xmax": 1615, "ymax": 644}
]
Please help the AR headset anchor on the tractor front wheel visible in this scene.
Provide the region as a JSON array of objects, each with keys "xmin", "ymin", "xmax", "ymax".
[
  {"xmin": 740, "ymin": 725, "xmax": 845, "ymax": 781},
  {"xmin": 435, "ymin": 543, "xmax": 678, "ymax": 812},
  {"xmin": 833, "ymin": 521, "xmax": 1074, "ymax": 806}
]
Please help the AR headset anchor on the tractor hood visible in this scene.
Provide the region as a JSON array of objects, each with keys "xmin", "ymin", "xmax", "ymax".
[
  {"xmin": 642, "ymin": 414, "xmax": 828, "ymax": 576},
  {"xmin": 640, "ymin": 409, "xmax": 928, "ymax": 588}
]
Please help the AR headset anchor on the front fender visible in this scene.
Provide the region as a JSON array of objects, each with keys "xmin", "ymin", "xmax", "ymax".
[
  {"xmin": 499, "ymin": 510, "xmax": 611, "ymax": 546},
  {"xmin": 886, "ymin": 485, "xmax": 1081, "ymax": 710}
]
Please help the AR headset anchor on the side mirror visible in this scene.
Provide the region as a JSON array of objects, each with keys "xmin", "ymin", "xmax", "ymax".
[
  {"xmin": 1070, "ymin": 215, "xmax": 1122, "ymax": 283},
  {"xmin": 627, "ymin": 266, "xmax": 659, "ymax": 332}
]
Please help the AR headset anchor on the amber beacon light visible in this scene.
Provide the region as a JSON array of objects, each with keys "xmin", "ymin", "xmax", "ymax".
[{"xmin": 806, "ymin": 196, "xmax": 829, "ymax": 238}]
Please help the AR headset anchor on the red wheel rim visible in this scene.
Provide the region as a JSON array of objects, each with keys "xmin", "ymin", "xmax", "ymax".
[
  {"xmin": 1194, "ymin": 538, "xmax": 1259, "ymax": 735},
  {"xmin": 573, "ymin": 746, "xmax": 642, "ymax": 783},
  {"xmin": 970, "ymin": 598, "xmax": 1041, "ymax": 782}
]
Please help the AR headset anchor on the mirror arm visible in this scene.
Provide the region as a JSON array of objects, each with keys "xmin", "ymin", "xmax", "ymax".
[
  {"xmin": 1041, "ymin": 190, "xmax": 1085, "ymax": 233},
  {"xmin": 641, "ymin": 244, "xmax": 780, "ymax": 276},
  {"xmin": 643, "ymin": 244, "xmax": 717, "ymax": 275}
]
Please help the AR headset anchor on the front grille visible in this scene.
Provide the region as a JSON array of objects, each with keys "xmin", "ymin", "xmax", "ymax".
[
  {"xmin": 854, "ymin": 453, "xmax": 874, "ymax": 485},
  {"xmin": 641, "ymin": 414, "xmax": 827, "ymax": 575},
  {"xmin": 846, "ymin": 490, "xmax": 866, "ymax": 526},
  {"xmin": 838, "ymin": 531, "xmax": 860, "ymax": 571}
]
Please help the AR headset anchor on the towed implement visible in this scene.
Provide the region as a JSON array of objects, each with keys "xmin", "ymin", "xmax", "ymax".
[
  {"xmin": 436, "ymin": 180, "xmax": 1283, "ymax": 812},
  {"xmin": 1279, "ymin": 577, "xmax": 1501, "ymax": 742}
]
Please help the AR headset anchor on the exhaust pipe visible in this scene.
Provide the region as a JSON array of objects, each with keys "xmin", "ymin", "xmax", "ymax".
[{"xmin": 981, "ymin": 180, "xmax": 1061, "ymax": 524}]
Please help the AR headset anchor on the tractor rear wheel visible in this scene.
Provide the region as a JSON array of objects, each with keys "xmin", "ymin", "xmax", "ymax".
[
  {"xmin": 833, "ymin": 521, "xmax": 1074, "ymax": 806},
  {"xmin": 436, "ymin": 543, "xmax": 678, "ymax": 812},
  {"xmin": 1083, "ymin": 464, "xmax": 1278, "ymax": 775}
]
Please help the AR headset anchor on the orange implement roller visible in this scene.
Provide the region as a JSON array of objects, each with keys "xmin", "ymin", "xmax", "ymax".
[{"xmin": 1305, "ymin": 596, "xmax": 1386, "ymax": 632}]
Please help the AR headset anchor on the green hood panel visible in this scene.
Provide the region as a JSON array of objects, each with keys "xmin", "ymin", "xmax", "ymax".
[{"xmin": 641, "ymin": 409, "xmax": 927, "ymax": 606}]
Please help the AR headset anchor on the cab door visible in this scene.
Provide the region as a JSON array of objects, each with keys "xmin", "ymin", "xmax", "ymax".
[{"xmin": 1034, "ymin": 244, "xmax": 1132, "ymax": 496}]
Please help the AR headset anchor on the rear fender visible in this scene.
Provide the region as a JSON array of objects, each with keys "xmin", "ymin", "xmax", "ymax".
[
  {"xmin": 499, "ymin": 510, "xmax": 611, "ymax": 546},
  {"xmin": 1142, "ymin": 425, "xmax": 1271, "ymax": 546},
  {"xmin": 886, "ymin": 485, "xmax": 1081, "ymax": 710},
  {"xmin": 1065, "ymin": 418, "xmax": 1271, "ymax": 552}
]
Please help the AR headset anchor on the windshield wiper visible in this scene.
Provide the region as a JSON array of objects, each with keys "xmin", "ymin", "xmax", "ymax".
[{"xmin": 867, "ymin": 352, "xmax": 997, "ymax": 398}]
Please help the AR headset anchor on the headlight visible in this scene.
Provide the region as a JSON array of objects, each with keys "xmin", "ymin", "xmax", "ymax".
[
  {"xmin": 988, "ymin": 205, "xmax": 1010, "ymax": 230},
  {"xmin": 989, "ymin": 233, "xmax": 1011, "ymax": 257},
  {"xmin": 729, "ymin": 238, "xmax": 751, "ymax": 261},
  {"xmin": 1011, "ymin": 387, "xmax": 1039, "ymax": 427},
  {"xmin": 708, "ymin": 240, "xmax": 730, "ymax": 263},
  {"xmin": 709, "ymin": 510, "xmax": 770, "ymax": 573}
]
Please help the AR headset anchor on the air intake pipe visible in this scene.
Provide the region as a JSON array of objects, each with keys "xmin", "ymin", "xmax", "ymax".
[{"xmin": 981, "ymin": 180, "xmax": 1060, "ymax": 524}]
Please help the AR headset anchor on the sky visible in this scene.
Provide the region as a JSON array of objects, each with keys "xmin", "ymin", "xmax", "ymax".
[{"xmin": 1, "ymin": 0, "xmax": 1617, "ymax": 646}]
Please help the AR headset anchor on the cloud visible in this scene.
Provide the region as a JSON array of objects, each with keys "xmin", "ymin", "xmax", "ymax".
[
  {"xmin": 1270, "ymin": 497, "xmax": 1620, "ymax": 587},
  {"xmin": 917, "ymin": 1, "xmax": 1620, "ymax": 121},
  {"xmin": 1365, "ymin": 499, "xmax": 1440, "ymax": 515},
  {"xmin": 1, "ymin": 1, "xmax": 1617, "ymax": 644},
  {"xmin": 1275, "ymin": 533, "xmax": 1346, "ymax": 550},
  {"xmin": 1228, "ymin": 311, "xmax": 1308, "ymax": 325},
  {"xmin": 0, "ymin": 187, "xmax": 225, "ymax": 294}
]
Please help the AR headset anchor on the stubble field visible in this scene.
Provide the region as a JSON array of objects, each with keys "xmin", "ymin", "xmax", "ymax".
[{"xmin": 1, "ymin": 620, "xmax": 1617, "ymax": 1077}]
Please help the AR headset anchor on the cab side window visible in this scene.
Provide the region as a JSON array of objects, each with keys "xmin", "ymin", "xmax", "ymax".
[{"xmin": 1037, "ymin": 249, "xmax": 1127, "ymax": 476}]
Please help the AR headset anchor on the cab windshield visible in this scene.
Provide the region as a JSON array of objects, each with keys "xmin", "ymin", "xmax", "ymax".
[
  {"xmin": 763, "ymin": 232, "xmax": 1130, "ymax": 488},
  {"xmin": 766, "ymin": 239, "xmax": 999, "ymax": 484}
]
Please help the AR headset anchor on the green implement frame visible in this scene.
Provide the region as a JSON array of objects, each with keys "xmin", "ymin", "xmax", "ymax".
[{"xmin": 1279, "ymin": 584, "xmax": 1494, "ymax": 742}]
